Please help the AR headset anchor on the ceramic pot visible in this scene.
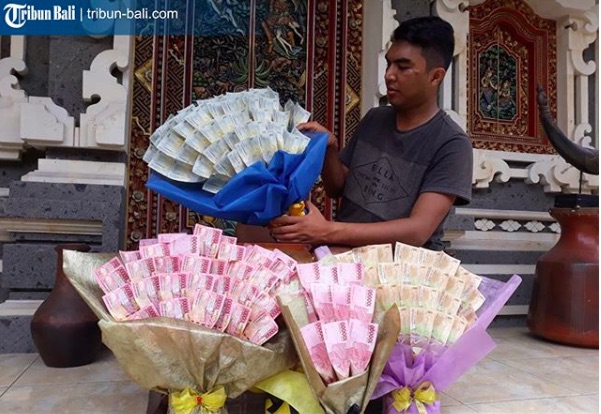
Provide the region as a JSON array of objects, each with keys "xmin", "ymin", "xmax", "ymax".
[
  {"xmin": 30, "ymin": 244, "xmax": 102, "ymax": 367},
  {"xmin": 528, "ymin": 208, "xmax": 599, "ymax": 348}
]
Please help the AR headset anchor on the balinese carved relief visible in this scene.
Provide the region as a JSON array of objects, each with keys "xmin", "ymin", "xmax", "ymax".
[
  {"xmin": 0, "ymin": 35, "xmax": 130, "ymax": 160},
  {"xmin": 469, "ymin": 0, "xmax": 557, "ymax": 153},
  {"xmin": 125, "ymin": 0, "xmax": 364, "ymax": 248}
]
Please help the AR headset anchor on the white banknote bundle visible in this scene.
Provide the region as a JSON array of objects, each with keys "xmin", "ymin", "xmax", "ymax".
[
  {"xmin": 319, "ymin": 242, "xmax": 485, "ymax": 351},
  {"xmin": 144, "ymin": 88, "xmax": 312, "ymax": 194}
]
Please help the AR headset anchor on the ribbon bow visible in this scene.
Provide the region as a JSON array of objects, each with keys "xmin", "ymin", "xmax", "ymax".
[
  {"xmin": 391, "ymin": 381, "xmax": 437, "ymax": 414},
  {"xmin": 169, "ymin": 386, "xmax": 227, "ymax": 414}
]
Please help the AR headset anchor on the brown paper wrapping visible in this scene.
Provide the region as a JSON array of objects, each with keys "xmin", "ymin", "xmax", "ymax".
[
  {"xmin": 62, "ymin": 250, "xmax": 298, "ymax": 399},
  {"xmin": 279, "ymin": 296, "xmax": 400, "ymax": 414}
]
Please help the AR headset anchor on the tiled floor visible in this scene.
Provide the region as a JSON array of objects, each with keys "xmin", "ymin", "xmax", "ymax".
[{"xmin": 0, "ymin": 327, "xmax": 598, "ymax": 413}]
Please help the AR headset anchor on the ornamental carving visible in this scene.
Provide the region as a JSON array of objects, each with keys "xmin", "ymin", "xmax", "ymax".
[{"xmin": 468, "ymin": 0, "xmax": 557, "ymax": 154}]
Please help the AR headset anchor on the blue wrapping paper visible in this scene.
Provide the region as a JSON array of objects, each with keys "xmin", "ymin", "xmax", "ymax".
[{"xmin": 146, "ymin": 131, "xmax": 328, "ymax": 225}]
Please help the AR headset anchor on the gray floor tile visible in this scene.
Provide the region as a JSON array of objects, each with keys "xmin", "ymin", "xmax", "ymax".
[
  {"xmin": 0, "ymin": 354, "xmax": 38, "ymax": 387},
  {"xmin": 466, "ymin": 394, "xmax": 599, "ymax": 413},
  {"xmin": 0, "ymin": 381, "xmax": 147, "ymax": 414}
]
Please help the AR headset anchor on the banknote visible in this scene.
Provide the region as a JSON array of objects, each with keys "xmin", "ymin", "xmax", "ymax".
[
  {"xmin": 125, "ymin": 258, "xmax": 156, "ymax": 280},
  {"xmin": 95, "ymin": 265, "xmax": 130, "ymax": 294},
  {"xmin": 332, "ymin": 285, "xmax": 352, "ymax": 321},
  {"xmin": 225, "ymin": 302, "xmax": 252, "ymax": 337},
  {"xmin": 102, "ymin": 284, "xmax": 139, "ymax": 321},
  {"xmin": 159, "ymin": 297, "xmax": 190, "ymax": 319},
  {"xmin": 243, "ymin": 313, "xmax": 278, "ymax": 345},
  {"xmin": 336, "ymin": 262, "xmax": 364, "ymax": 285},
  {"xmin": 126, "ymin": 303, "xmax": 159, "ymax": 320},
  {"xmin": 447, "ymin": 316, "xmax": 468, "ymax": 344},
  {"xmin": 431, "ymin": 311, "xmax": 455, "ymax": 345},
  {"xmin": 153, "ymin": 256, "xmax": 181, "ymax": 274},
  {"xmin": 189, "ymin": 290, "xmax": 225, "ymax": 328},
  {"xmin": 119, "ymin": 250, "xmax": 142, "ymax": 265},
  {"xmin": 322, "ymin": 320, "xmax": 351, "ymax": 381},
  {"xmin": 348, "ymin": 319, "xmax": 378, "ymax": 376},
  {"xmin": 140, "ymin": 243, "xmax": 170, "ymax": 259},
  {"xmin": 300, "ymin": 321, "xmax": 337, "ymax": 384},
  {"xmin": 212, "ymin": 275, "xmax": 233, "ymax": 296},
  {"xmin": 202, "ymin": 173, "xmax": 230, "ymax": 194},
  {"xmin": 311, "ymin": 283, "xmax": 336, "ymax": 323},
  {"xmin": 249, "ymin": 291, "xmax": 280, "ymax": 320},
  {"xmin": 213, "ymin": 297, "xmax": 234, "ymax": 332},
  {"xmin": 350, "ymin": 285, "xmax": 376, "ymax": 323},
  {"xmin": 131, "ymin": 276, "xmax": 161, "ymax": 309}
]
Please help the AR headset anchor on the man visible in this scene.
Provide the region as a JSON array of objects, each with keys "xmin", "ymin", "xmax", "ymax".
[{"xmin": 270, "ymin": 16, "xmax": 473, "ymax": 250}]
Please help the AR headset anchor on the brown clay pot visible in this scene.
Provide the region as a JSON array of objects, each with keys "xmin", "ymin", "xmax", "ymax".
[
  {"xmin": 528, "ymin": 208, "xmax": 599, "ymax": 348},
  {"xmin": 30, "ymin": 244, "xmax": 103, "ymax": 367}
]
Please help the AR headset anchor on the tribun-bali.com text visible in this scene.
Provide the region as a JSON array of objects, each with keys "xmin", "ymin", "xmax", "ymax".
[{"xmin": 3, "ymin": 4, "xmax": 179, "ymax": 29}]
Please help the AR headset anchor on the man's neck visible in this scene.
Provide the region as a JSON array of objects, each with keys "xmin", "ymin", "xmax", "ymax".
[{"xmin": 395, "ymin": 104, "xmax": 441, "ymax": 132}]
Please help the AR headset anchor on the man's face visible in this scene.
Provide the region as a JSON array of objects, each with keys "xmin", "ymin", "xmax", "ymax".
[{"xmin": 384, "ymin": 41, "xmax": 438, "ymax": 110}]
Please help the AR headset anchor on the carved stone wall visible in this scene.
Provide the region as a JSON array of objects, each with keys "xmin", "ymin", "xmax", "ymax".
[
  {"xmin": 0, "ymin": 34, "xmax": 131, "ymax": 353},
  {"xmin": 434, "ymin": 0, "xmax": 598, "ymax": 194},
  {"xmin": 0, "ymin": 35, "xmax": 131, "ymax": 160}
]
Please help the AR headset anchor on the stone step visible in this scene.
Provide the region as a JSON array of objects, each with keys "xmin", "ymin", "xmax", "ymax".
[
  {"xmin": 8, "ymin": 181, "xmax": 122, "ymax": 202},
  {"xmin": 0, "ymin": 300, "xmax": 40, "ymax": 353}
]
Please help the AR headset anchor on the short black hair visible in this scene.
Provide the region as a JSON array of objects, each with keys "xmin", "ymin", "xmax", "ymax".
[{"xmin": 392, "ymin": 16, "xmax": 455, "ymax": 71}]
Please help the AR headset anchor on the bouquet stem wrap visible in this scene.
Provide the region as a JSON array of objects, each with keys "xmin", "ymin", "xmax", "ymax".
[
  {"xmin": 279, "ymin": 295, "xmax": 400, "ymax": 414},
  {"xmin": 62, "ymin": 250, "xmax": 298, "ymax": 406}
]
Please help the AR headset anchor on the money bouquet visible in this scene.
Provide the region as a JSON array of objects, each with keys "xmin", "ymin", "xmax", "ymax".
[
  {"xmin": 144, "ymin": 88, "xmax": 328, "ymax": 225},
  {"xmin": 62, "ymin": 223, "xmax": 305, "ymax": 414},
  {"xmin": 278, "ymin": 261, "xmax": 400, "ymax": 414},
  {"xmin": 315, "ymin": 243, "xmax": 522, "ymax": 414}
]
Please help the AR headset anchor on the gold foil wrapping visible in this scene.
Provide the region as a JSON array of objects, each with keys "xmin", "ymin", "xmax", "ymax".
[
  {"xmin": 62, "ymin": 250, "xmax": 297, "ymax": 400},
  {"xmin": 279, "ymin": 295, "xmax": 400, "ymax": 414}
]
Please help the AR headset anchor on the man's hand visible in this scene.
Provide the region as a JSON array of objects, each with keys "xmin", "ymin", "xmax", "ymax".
[
  {"xmin": 297, "ymin": 121, "xmax": 348, "ymax": 198},
  {"xmin": 269, "ymin": 200, "xmax": 332, "ymax": 245},
  {"xmin": 297, "ymin": 121, "xmax": 338, "ymax": 149}
]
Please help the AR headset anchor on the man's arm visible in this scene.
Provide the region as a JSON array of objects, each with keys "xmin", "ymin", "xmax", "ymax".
[
  {"xmin": 321, "ymin": 146, "xmax": 349, "ymax": 198},
  {"xmin": 297, "ymin": 121, "xmax": 348, "ymax": 198},
  {"xmin": 270, "ymin": 192, "xmax": 455, "ymax": 247},
  {"xmin": 327, "ymin": 192, "xmax": 455, "ymax": 246}
]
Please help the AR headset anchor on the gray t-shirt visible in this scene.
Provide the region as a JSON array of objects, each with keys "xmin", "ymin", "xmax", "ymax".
[{"xmin": 338, "ymin": 106, "xmax": 473, "ymax": 250}]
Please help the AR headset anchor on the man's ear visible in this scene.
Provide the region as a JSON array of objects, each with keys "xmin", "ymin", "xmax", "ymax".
[{"xmin": 429, "ymin": 67, "xmax": 446, "ymax": 87}]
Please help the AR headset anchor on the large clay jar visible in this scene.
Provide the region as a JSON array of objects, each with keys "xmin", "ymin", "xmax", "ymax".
[
  {"xmin": 31, "ymin": 244, "xmax": 102, "ymax": 367},
  {"xmin": 528, "ymin": 208, "xmax": 599, "ymax": 348}
]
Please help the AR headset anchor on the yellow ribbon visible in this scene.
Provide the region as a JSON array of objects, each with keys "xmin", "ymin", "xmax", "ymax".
[
  {"xmin": 253, "ymin": 369, "xmax": 324, "ymax": 414},
  {"xmin": 169, "ymin": 386, "xmax": 227, "ymax": 414},
  {"xmin": 391, "ymin": 382, "xmax": 437, "ymax": 414}
]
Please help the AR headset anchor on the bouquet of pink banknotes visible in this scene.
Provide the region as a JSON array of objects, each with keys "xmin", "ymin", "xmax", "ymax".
[
  {"xmin": 62, "ymin": 224, "xmax": 305, "ymax": 414},
  {"xmin": 295, "ymin": 262, "xmax": 378, "ymax": 383},
  {"xmin": 315, "ymin": 243, "xmax": 522, "ymax": 414},
  {"xmin": 278, "ymin": 261, "xmax": 399, "ymax": 414},
  {"xmin": 94, "ymin": 224, "xmax": 302, "ymax": 344}
]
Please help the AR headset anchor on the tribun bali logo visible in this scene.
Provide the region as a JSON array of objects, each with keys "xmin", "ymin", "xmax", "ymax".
[
  {"xmin": 4, "ymin": 3, "xmax": 75, "ymax": 28},
  {"xmin": 1, "ymin": 0, "xmax": 184, "ymax": 35}
]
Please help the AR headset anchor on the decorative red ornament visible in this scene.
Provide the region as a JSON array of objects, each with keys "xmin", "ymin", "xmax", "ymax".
[{"xmin": 196, "ymin": 396, "xmax": 203, "ymax": 405}]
